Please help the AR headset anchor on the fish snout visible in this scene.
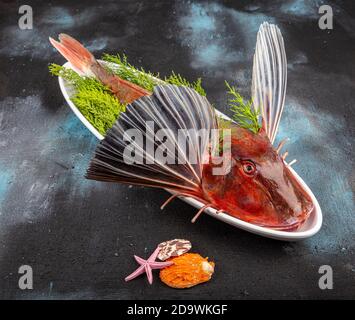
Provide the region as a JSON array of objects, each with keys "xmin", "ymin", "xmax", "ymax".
[
  {"xmin": 272, "ymin": 168, "xmax": 314, "ymax": 224},
  {"xmin": 258, "ymin": 162, "xmax": 314, "ymax": 228}
]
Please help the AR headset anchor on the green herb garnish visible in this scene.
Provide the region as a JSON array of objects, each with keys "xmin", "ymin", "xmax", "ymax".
[
  {"xmin": 225, "ymin": 81, "xmax": 261, "ymax": 134},
  {"xmin": 165, "ymin": 71, "xmax": 206, "ymax": 96},
  {"xmin": 49, "ymin": 54, "xmax": 206, "ymax": 135},
  {"xmin": 49, "ymin": 63, "xmax": 125, "ymax": 135},
  {"xmin": 102, "ymin": 53, "xmax": 206, "ymax": 96}
]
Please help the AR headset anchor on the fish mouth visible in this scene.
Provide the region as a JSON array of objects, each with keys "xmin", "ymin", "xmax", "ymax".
[
  {"xmin": 220, "ymin": 198, "xmax": 314, "ymax": 231},
  {"xmin": 263, "ymin": 216, "xmax": 311, "ymax": 231}
]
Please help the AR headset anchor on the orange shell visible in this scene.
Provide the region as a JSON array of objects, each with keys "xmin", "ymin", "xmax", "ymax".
[{"xmin": 159, "ymin": 253, "xmax": 215, "ymax": 289}]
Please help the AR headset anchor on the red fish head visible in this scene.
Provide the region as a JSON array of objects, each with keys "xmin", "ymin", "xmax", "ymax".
[{"xmin": 202, "ymin": 127, "xmax": 314, "ymax": 230}]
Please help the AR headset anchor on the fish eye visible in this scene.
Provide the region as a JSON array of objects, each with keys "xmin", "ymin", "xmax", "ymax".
[{"xmin": 241, "ymin": 160, "xmax": 256, "ymax": 176}]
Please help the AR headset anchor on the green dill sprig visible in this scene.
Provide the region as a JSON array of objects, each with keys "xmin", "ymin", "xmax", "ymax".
[
  {"xmin": 49, "ymin": 63, "xmax": 82, "ymax": 84},
  {"xmin": 49, "ymin": 63, "xmax": 125, "ymax": 135},
  {"xmin": 165, "ymin": 71, "xmax": 206, "ymax": 96},
  {"xmin": 102, "ymin": 53, "xmax": 206, "ymax": 96},
  {"xmin": 72, "ymin": 90, "xmax": 124, "ymax": 135},
  {"xmin": 225, "ymin": 81, "xmax": 261, "ymax": 134}
]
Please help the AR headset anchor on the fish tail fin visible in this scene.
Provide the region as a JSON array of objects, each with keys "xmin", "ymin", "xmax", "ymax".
[
  {"xmin": 49, "ymin": 34, "xmax": 97, "ymax": 76},
  {"xmin": 50, "ymin": 34, "xmax": 150, "ymax": 103},
  {"xmin": 86, "ymin": 84, "xmax": 218, "ymax": 198}
]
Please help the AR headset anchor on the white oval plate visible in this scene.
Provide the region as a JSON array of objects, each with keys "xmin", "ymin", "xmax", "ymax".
[{"xmin": 58, "ymin": 61, "xmax": 322, "ymax": 241}]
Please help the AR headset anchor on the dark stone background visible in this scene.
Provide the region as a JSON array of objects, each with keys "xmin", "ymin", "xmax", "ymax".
[{"xmin": 0, "ymin": 0, "xmax": 354, "ymax": 299}]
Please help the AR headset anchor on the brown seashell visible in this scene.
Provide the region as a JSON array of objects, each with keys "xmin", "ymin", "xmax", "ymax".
[{"xmin": 157, "ymin": 239, "xmax": 192, "ymax": 261}]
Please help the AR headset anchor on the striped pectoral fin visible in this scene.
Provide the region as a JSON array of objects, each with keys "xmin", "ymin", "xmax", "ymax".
[{"xmin": 86, "ymin": 84, "xmax": 218, "ymax": 197}]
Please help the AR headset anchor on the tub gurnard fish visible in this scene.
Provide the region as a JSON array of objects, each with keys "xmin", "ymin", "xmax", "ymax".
[{"xmin": 50, "ymin": 22, "xmax": 314, "ymax": 230}]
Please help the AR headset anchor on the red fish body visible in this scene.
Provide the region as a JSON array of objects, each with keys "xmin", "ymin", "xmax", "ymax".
[{"xmin": 50, "ymin": 23, "xmax": 315, "ymax": 231}]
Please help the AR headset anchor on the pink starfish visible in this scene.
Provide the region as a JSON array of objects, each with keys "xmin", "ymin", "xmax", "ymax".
[{"xmin": 125, "ymin": 246, "xmax": 173, "ymax": 284}]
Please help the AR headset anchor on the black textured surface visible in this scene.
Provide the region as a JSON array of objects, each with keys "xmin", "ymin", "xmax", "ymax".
[{"xmin": 0, "ymin": 0, "xmax": 354, "ymax": 299}]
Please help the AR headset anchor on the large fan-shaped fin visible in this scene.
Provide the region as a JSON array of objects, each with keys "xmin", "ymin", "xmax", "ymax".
[
  {"xmin": 86, "ymin": 85, "xmax": 218, "ymax": 195},
  {"xmin": 252, "ymin": 22, "xmax": 287, "ymax": 143}
]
